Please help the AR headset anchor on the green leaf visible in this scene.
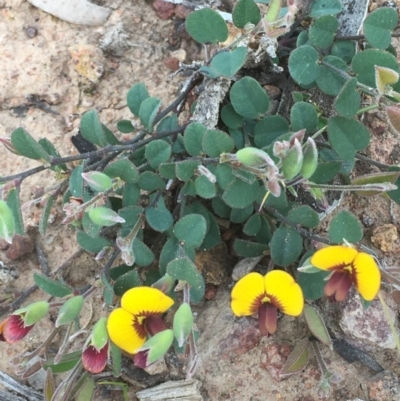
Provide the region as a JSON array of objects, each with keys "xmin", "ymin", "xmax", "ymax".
[
  {"xmin": 6, "ymin": 188, "xmax": 24, "ymax": 235},
  {"xmin": 221, "ymin": 104, "xmax": 245, "ymax": 129},
  {"xmin": 309, "ymin": 15, "xmax": 338, "ymax": 49},
  {"xmin": 309, "ymin": 0, "xmax": 342, "ymax": 18},
  {"xmin": 222, "ymin": 178, "xmax": 260, "ymax": 208},
  {"xmin": 43, "ymin": 351, "xmax": 81, "ymax": 373},
  {"xmin": 127, "ymin": 82, "xmax": 149, "ymax": 117},
  {"xmin": 159, "ymin": 237, "xmax": 196, "ymax": 275},
  {"xmin": 80, "ymin": 110, "xmax": 107, "ymax": 147},
  {"xmin": 11, "ymin": 128, "xmax": 50, "ymax": 161},
  {"xmin": 254, "ymin": 115, "xmax": 289, "ymax": 148},
  {"xmin": 352, "ymin": 49, "xmax": 399, "ymax": 88},
  {"xmin": 309, "ymin": 161, "xmax": 342, "ymax": 184},
  {"xmin": 270, "ymin": 226, "xmax": 303, "ymax": 266},
  {"xmin": 117, "ymin": 119, "xmax": 135, "ymax": 133},
  {"xmin": 287, "ymin": 205, "xmax": 319, "ymax": 228},
  {"xmin": 104, "ymin": 158, "xmax": 139, "ymax": 183},
  {"xmin": 233, "ymin": 239, "xmax": 269, "ymax": 257},
  {"xmin": 69, "ymin": 165, "xmax": 84, "ymax": 198},
  {"xmin": 38, "ymin": 138, "xmax": 67, "ymax": 171},
  {"xmin": 229, "ymin": 127, "xmax": 245, "ymax": 149},
  {"xmin": 132, "ymin": 238, "xmax": 155, "ymax": 266},
  {"xmin": 145, "ymin": 139, "xmax": 171, "ymax": 168},
  {"xmin": 195, "ymin": 175, "xmax": 216, "ymax": 199},
  {"xmin": 174, "ymin": 214, "xmax": 207, "ymax": 248},
  {"xmin": 364, "ymin": 7, "xmax": 398, "ymax": 50},
  {"xmin": 315, "ymin": 55, "xmax": 347, "ymax": 96},
  {"xmin": 159, "ymin": 162, "xmax": 177, "ymax": 179},
  {"xmin": 166, "ymin": 257, "xmax": 205, "ymax": 303},
  {"xmin": 243, "ymin": 214, "xmax": 262, "ymax": 236},
  {"xmin": 114, "ymin": 269, "xmax": 141, "ymax": 297},
  {"xmin": 157, "ymin": 114, "xmax": 178, "ymax": 133},
  {"xmin": 212, "ymin": 196, "xmax": 231, "ymax": 218},
  {"xmin": 138, "ymin": 171, "xmax": 165, "ymax": 191},
  {"xmin": 56, "ymin": 295, "xmax": 84, "ymax": 327},
  {"xmin": 77, "ymin": 231, "xmax": 111, "ymax": 253},
  {"xmin": 210, "ymin": 47, "xmax": 248, "ymax": 77},
  {"xmin": 328, "ymin": 116, "xmax": 370, "ymax": 160},
  {"xmin": 82, "ymin": 171, "xmax": 112, "ymax": 192},
  {"xmin": 176, "ymin": 160, "xmax": 201, "ymax": 181},
  {"xmin": 39, "ymin": 194, "xmax": 55, "ymax": 235},
  {"xmin": 123, "ymin": 183, "xmax": 140, "ymax": 207},
  {"xmin": 145, "ymin": 196, "xmax": 173, "ymax": 232},
  {"xmin": 230, "ymin": 77, "xmax": 269, "ymax": 119},
  {"xmin": 185, "ymin": 9, "xmax": 228, "ymax": 44},
  {"xmin": 331, "ymin": 41, "xmax": 356, "ymax": 64},
  {"xmin": 110, "ymin": 343, "xmax": 122, "ymax": 377},
  {"xmin": 173, "ymin": 303, "xmax": 194, "ymax": 347},
  {"xmin": 183, "ymin": 122, "xmax": 207, "ymax": 156},
  {"xmin": 328, "ymin": 210, "xmax": 363, "ymax": 243},
  {"xmin": 216, "ymin": 163, "xmax": 235, "ymax": 190},
  {"xmin": 303, "ymin": 305, "xmax": 332, "ymax": 347},
  {"xmin": 200, "ymin": 211, "xmax": 221, "ymax": 250},
  {"xmin": 289, "ymin": 46, "xmax": 319, "ymax": 86},
  {"xmin": 233, "ymin": 0, "xmax": 261, "ymax": 28},
  {"xmin": 298, "ymin": 269, "xmax": 330, "ymax": 300},
  {"xmin": 140, "ymin": 329, "xmax": 174, "ymax": 365},
  {"xmin": 0, "ymin": 200, "xmax": 15, "ymax": 244},
  {"xmin": 230, "ymin": 204, "xmax": 254, "ymax": 224},
  {"xmin": 352, "ymin": 171, "xmax": 400, "ymax": 196},
  {"xmin": 290, "ymin": 102, "xmax": 318, "ymax": 134},
  {"xmin": 334, "ymin": 77, "xmax": 360, "ymax": 118},
  {"xmin": 202, "ymin": 129, "xmax": 235, "ymax": 157},
  {"xmin": 280, "ymin": 338, "xmax": 309, "ymax": 377},
  {"xmin": 264, "ymin": 186, "xmax": 288, "ymax": 211},
  {"xmin": 139, "ymin": 97, "xmax": 162, "ymax": 131},
  {"xmin": 255, "ymin": 216, "xmax": 272, "ymax": 244},
  {"xmin": 76, "ymin": 377, "xmax": 95, "ymax": 401}
]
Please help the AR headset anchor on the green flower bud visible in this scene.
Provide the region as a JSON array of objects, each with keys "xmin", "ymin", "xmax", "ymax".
[
  {"xmin": 135, "ymin": 329, "xmax": 174, "ymax": 367},
  {"xmin": 0, "ymin": 200, "xmax": 15, "ymax": 244},
  {"xmin": 300, "ymin": 138, "xmax": 318, "ymax": 179},
  {"xmin": 82, "ymin": 172, "xmax": 113, "ymax": 192},
  {"xmin": 88, "ymin": 207, "xmax": 125, "ymax": 227},
  {"xmin": 281, "ymin": 139, "xmax": 303, "ymax": 180},
  {"xmin": 56, "ymin": 295, "xmax": 84, "ymax": 327},
  {"xmin": 236, "ymin": 147, "xmax": 276, "ymax": 168},
  {"xmin": 91, "ymin": 317, "xmax": 108, "ymax": 350},
  {"xmin": 15, "ymin": 300, "xmax": 50, "ymax": 326},
  {"xmin": 173, "ymin": 303, "xmax": 194, "ymax": 347}
]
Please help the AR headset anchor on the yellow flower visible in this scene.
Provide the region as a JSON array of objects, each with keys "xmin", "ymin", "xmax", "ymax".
[
  {"xmin": 311, "ymin": 245, "xmax": 381, "ymax": 302},
  {"xmin": 107, "ymin": 287, "xmax": 174, "ymax": 354},
  {"xmin": 231, "ymin": 270, "xmax": 304, "ymax": 336}
]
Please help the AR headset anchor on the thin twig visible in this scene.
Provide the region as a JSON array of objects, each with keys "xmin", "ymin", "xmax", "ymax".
[{"xmin": 265, "ymin": 206, "xmax": 333, "ymax": 245}]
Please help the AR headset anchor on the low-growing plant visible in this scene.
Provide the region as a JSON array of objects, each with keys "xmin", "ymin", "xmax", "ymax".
[{"xmin": 1, "ymin": 0, "xmax": 400, "ymax": 399}]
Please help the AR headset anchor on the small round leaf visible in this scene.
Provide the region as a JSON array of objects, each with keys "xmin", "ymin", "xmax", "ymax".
[
  {"xmin": 270, "ymin": 226, "xmax": 303, "ymax": 266},
  {"xmin": 186, "ymin": 9, "xmax": 228, "ymax": 44},
  {"xmin": 328, "ymin": 210, "xmax": 363, "ymax": 243},
  {"xmin": 173, "ymin": 214, "xmax": 207, "ymax": 248}
]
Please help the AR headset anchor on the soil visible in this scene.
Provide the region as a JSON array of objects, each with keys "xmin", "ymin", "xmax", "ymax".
[{"xmin": 0, "ymin": 1, "xmax": 400, "ymax": 401}]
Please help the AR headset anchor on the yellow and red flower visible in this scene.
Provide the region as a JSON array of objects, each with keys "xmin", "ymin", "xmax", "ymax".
[
  {"xmin": 231, "ymin": 270, "xmax": 304, "ymax": 336},
  {"xmin": 107, "ymin": 287, "xmax": 174, "ymax": 354},
  {"xmin": 311, "ymin": 245, "xmax": 381, "ymax": 302}
]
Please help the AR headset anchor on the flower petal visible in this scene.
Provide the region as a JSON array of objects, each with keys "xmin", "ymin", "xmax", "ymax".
[
  {"xmin": 352, "ymin": 252, "xmax": 381, "ymax": 301},
  {"xmin": 258, "ymin": 303, "xmax": 277, "ymax": 335},
  {"xmin": 107, "ymin": 308, "xmax": 146, "ymax": 354},
  {"xmin": 231, "ymin": 272, "xmax": 265, "ymax": 316},
  {"xmin": 3, "ymin": 315, "xmax": 34, "ymax": 343},
  {"xmin": 121, "ymin": 287, "xmax": 174, "ymax": 316},
  {"xmin": 82, "ymin": 343, "xmax": 109, "ymax": 374},
  {"xmin": 311, "ymin": 246, "xmax": 358, "ymax": 271},
  {"xmin": 264, "ymin": 270, "xmax": 304, "ymax": 316}
]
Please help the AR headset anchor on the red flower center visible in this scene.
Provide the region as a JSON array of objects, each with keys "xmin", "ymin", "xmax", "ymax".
[{"xmin": 324, "ymin": 270, "xmax": 353, "ymax": 302}]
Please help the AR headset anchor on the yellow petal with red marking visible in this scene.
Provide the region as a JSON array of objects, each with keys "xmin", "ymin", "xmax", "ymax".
[
  {"xmin": 264, "ymin": 270, "xmax": 304, "ymax": 316},
  {"xmin": 352, "ymin": 252, "xmax": 381, "ymax": 301},
  {"xmin": 107, "ymin": 308, "xmax": 145, "ymax": 354},
  {"xmin": 121, "ymin": 287, "xmax": 174, "ymax": 316},
  {"xmin": 231, "ymin": 272, "xmax": 265, "ymax": 316},
  {"xmin": 311, "ymin": 246, "xmax": 358, "ymax": 271}
]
